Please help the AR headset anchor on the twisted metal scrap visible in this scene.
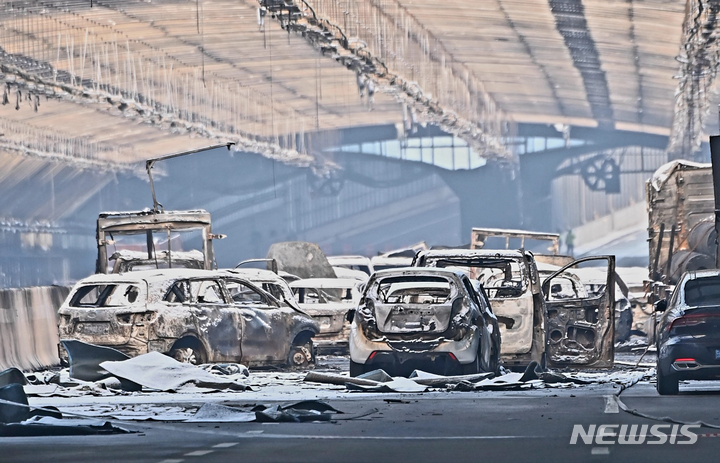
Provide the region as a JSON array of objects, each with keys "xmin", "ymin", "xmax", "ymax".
[{"xmin": 667, "ymin": 0, "xmax": 720, "ymax": 160}]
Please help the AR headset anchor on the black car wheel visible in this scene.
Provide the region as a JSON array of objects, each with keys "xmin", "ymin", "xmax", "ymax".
[{"xmin": 656, "ymin": 366, "xmax": 679, "ymax": 395}]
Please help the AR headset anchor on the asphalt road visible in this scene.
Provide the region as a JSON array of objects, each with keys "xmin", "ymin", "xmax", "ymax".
[{"xmin": 4, "ymin": 380, "xmax": 720, "ymax": 463}]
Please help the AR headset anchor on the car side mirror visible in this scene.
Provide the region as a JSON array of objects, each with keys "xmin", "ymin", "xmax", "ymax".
[
  {"xmin": 346, "ymin": 309, "xmax": 355, "ymax": 323},
  {"xmin": 654, "ymin": 299, "xmax": 667, "ymax": 312}
]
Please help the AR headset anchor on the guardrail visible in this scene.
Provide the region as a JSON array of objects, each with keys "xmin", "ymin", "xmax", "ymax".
[{"xmin": 0, "ymin": 286, "xmax": 70, "ymax": 371}]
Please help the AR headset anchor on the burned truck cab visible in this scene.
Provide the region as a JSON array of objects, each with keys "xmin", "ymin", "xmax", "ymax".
[{"xmin": 96, "ymin": 209, "xmax": 220, "ymax": 274}]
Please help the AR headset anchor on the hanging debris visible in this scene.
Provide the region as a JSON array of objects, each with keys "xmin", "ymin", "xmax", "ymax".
[{"xmin": 667, "ymin": 0, "xmax": 720, "ymax": 160}]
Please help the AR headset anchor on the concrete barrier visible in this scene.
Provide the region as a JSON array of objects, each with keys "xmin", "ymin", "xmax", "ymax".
[{"xmin": 0, "ymin": 286, "xmax": 70, "ymax": 371}]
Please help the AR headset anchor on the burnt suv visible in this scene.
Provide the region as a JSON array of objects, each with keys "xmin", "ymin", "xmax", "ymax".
[
  {"xmin": 655, "ymin": 270, "xmax": 720, "ymax": 394},
  {"xmin": 347, "ymin": 267, "xmax": 500, "ymax": 377},
  {"xmin": 58, "ymin": 269, "xmax": 319, "ymax": 368}
]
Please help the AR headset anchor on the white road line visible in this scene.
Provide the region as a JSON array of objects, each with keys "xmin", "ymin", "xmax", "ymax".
[
  {"xmin": 246, "ymin": 430, "xmax": 264, "ymax": 434},
  {"xmin": 213, "ymin": 443, "xmax": 239, "ymax": 448},
  {"xmin": 603, "ymin": 395, "xmax": 619, "ymax": 414},
  {"xmin": 184, "ymin": 450, "xmax": 214, "ymax": 457},
  {"xmin": 591, "ymin": 447, "xmax": 610, "ymax": 455},
  {"xmin": 234, "ymin": 434, "xmax": 543, "ymax": 440}
]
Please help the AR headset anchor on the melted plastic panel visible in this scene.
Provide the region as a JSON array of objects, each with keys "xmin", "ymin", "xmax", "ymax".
[{"xmin": 544, "ymin": 256, "xmax": 615, "ymax": 368}]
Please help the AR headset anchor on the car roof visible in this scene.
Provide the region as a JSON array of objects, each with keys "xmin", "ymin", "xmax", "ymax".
[
  {"xmin": 228, "ymin": 268, "xmax": 286, "ymax": 283},
  {"xmin": 372, "ymin": 267, "xmax": 469, "ymax": 279},
  {"xmin": 417, "ymin": 249, "xmax": 526, "ymax": 260},
  {"xmin": 686, "ymin": 269, "xmax": 720, "ymax": 280},
  {"xmin": 289, "ymin": 278, "xmax": 362, "ymax": 288},
  {"xmin": 75, "ymin": 268, "xmax": 247, "ymax": 285},
  {"xmin": 327, "ymin": 255, "xmax": 372, "ymax": 263}
]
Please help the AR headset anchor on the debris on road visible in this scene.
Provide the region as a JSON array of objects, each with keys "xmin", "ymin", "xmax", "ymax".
[
  {"xmin": 0, "ymin": 417, "xmax": 131, "ymax": 437},
  {"xmin": 100, "ymin": 351, "xmax": 250, "ymax": 392},
  {"xmin": 254, "ymin": 400, "xmax": 344, "ymax": 422},
  {"xmin": 188, "ymin": 400, "xmax": 345, "ymax": 423},
  {"xmin": 61, "ymin": 340, "xmax": 140, "ymax": 391},
  {"xmin": 0, "ymin": 368, "xmax": 28, "ymax": 388}
]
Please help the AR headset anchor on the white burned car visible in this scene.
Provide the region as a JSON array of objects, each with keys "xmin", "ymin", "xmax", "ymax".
[
  {"xmin": 414, "ymin": 250, "xmax": 616, "ymax": 369},
  {"xmin": 348, "ymin": 267, "xmax": 500, "ymax": 377},
  {"xmin": 58, "ymin": 269, "xmax": 319, "ymax": 368},
  {"xmin": 289, "ymin": 278, "xmax": 364, "ymax": 352}
]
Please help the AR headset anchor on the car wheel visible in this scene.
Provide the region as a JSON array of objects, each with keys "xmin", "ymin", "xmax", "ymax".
[
  {"xmin": 288, "ymin": 343, "xmax": 312, "ymax": 368},
  {"xmin": 656, "ymin": 366, "xmax": 679, "ymax": 395},
  {"xmin": 349, "ymin": 360, "xmax": 365, "ymax": 377},
  {"xmin": 170, "ymin": 346, "xmax": 203, "ymax": 365}
]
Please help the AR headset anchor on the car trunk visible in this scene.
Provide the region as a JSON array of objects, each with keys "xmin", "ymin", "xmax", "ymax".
[{"xmin": 374, "ymin": 303, "xmax": 453, "ymax": 334}]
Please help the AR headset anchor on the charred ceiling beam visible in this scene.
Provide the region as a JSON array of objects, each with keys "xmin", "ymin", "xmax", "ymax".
[
  {"xmin": 0, "ymin": 3, "xmax": 323, "ymax": 169},
  {"xmin": 0, "ymin": 52, "xmax": 317, "ymax": 169},
  {"xmin": 496, "ymin": 1, "xmax": 567, "ymax": 118},
  {"xmin": 548, "ymin": 0, "xmax": 614, "ymax": 129},
  {"xmin": 667, "ymin": 0, "xmax": 720, "ymax": 160},
  {"xmin": 261, "ymin": 0, "xmax": 515, "ymax": 163}
]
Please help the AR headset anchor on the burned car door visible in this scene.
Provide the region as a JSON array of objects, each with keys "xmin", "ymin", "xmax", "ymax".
[
  {"xmin": 542, "ymin": 256, "xmax": 615, "ymax": 368},
  {"xmin": 164, "ymin": 278, "xmax": 243, "ymax": 362},
  {"xmin": 224, "ymin": 278, "xmax": 289, "ymax": 365}
]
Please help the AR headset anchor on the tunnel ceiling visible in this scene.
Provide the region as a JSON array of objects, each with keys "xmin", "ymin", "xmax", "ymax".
[{"xmin": 0, "ymin": 0, "xmax": 693, "ymax": 168}]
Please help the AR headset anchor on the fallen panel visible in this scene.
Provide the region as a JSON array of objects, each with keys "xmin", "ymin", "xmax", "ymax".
[
  {"xmin": 187, "ymin": 403, "xmax": 255, "ymax": 423},
  {"xmin": 0, "ymin": 384, "xmax": 29, "ymax": 424},
  {"xmin": 254, "ymin": 401, "xmax": 343, "ymax": 423},
  {"xmin": 0, "ymin": 368, "xmax": 28, "ymax": 387},
  {"xmin": 346, "ymin": 377, "xmax": 429, "ymax": 393},
  {"xmin": 100, "ymin": 351, "xmax": 249, "ymax": 391},
  {"xmin": 61, "ymin": 339, "xmax": 130, "ymax": 382}
]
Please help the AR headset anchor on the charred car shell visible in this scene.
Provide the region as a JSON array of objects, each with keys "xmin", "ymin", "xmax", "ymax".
[
  {"xmin": 57, "ymin": 269, "xmax": 319, "ymax": 368},
  {"xmin": 348, "ymin": 267, "xmax": 500, "ymax": 377},
  {"xmin": 413, "ymin": 249, "xmax": 545, "ymax": 369},
  {"xmin": 289, "ymin": 278, "xmax": 364, "ymax": 353}
]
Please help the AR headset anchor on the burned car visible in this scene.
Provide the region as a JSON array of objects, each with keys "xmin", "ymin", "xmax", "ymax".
[
  {"xmin": 541, "ymin": 256, "xmax": 616, "ymax": 368},
  {"xmin": 415, "ymin": 250, "xmax": 616, "ymax": 369},
  {"xmin": 655, "ymin": 270, "xmax": 720, "ymax": 394},
  {"xmin": 58, "ymin": 269, "xmax": 320, "ymax": 368},
  {"xmin": 289, "ymin": 278, "xmax": 364, "ymax": 353},
  {"xmin": 413, "ymin": 249, "xmax": 545, "ymax": 369},
  {"xmin": 347, "ymin": 267, "xmax": 500, "ymax": 377}
]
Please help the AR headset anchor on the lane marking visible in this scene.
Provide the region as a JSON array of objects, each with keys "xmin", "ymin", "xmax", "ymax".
[
  {"xmin": 603, "ymin": 395, "xmax": 619, "ymax": 414},
  {"xmin": 185, "ymin": 450, "xmax": 214, "ymax": 457},
  {"xmin": 591, "ymin": 447, "xmax": 610, "ymax": 455},
  {"xmin": 246, "ymin": 430, "xmax": 264, "ymax": 434},
  {"xmin": 213, "ymin": 443, "xmax": 239, "ymax": 448},
  {"xmin": 234, "ymin": 434, "xmax": 543, "ymax": 440}
]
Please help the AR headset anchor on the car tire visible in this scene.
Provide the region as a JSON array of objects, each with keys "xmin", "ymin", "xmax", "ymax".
[
  {"xmin": 349, "ymin": 360, "xmax": 366, "ymax": 377},
  {"xmin": 656, "ymin": 366, "xmax": 679, "ymax": 395},
  {"xmin": 288, "ymin": 343, "xmax": 312, "ymax": 368},
  {"xmin": 170, "ymin": 346, "xmax": 204, "ymax": 365}
]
